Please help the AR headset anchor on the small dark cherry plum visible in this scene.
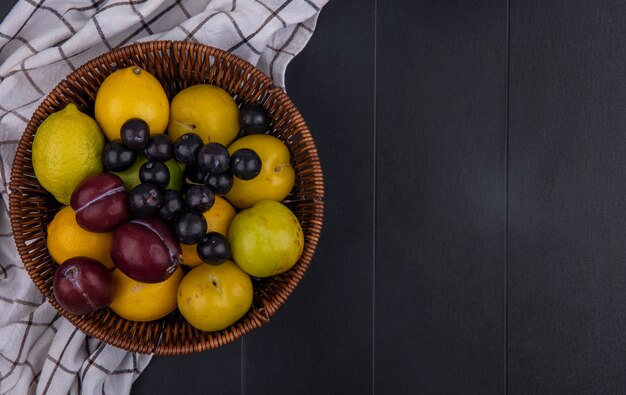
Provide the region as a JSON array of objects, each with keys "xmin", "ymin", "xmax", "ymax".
[
  {"xmin": 129, "ymin": 183, "xmax": 163, "ymax": 217},
  {"xmin": 173, "ymin": 211, "xmax": 207, "ymax": 244},
  {"xmin": 102, "ymin": 140, "xmax": 136, "ymax": 171},
  {"xmin": 173, "ymin": 133, "xmax": 203, "ymax": 165},
  {"xmin": 197, "ymin": 143, "xmax": 229, "ymax": 174},
  {"xmin": 197, "ymin": 232, "xmax": 231, "ymax": 265},
  {"xmin": 230, "ymin": 148, "xmax": 262, "ymax": 180},
  {"xmin": 157, "ymin": 189, "xmax": 184, "ymax": 221},
  {"xmin": 143, "ymin": 133, "xmax": 173, "ymax": 161},
  {"xmin": 184, "ymin": 185, "xmax": 214, "ymax": 213},
  {"xmin": 121, "ymin": 118, "xmax": 150, "ymax": 150},
  {"xmin": 239, "ymin": 104, "xmax": 270, "ymax": 134},
  {"xmin": 205, "ymin": 172, "xmax": 233, "ymax": 195},
  {"xmin": 139, "ymin": 160, "xmax": 170, "ymax": 189}
]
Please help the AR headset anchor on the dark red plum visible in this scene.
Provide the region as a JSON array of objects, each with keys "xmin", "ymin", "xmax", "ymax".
[
  {"xmin": 53, "ymin": 257, "xmax": 115, "ymax": 316},
  {"xmin": 70, "ymin": 173, "xmax": 131, "ymax": 232},
  {"xmin": 111, "ymin": 217, "xmax": 183, "ymax": 283}
]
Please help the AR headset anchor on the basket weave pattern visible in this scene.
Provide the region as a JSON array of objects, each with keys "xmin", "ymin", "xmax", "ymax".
[{"xmin": 8, "ymin": 41, "xmax": 324, "ymax": 355}]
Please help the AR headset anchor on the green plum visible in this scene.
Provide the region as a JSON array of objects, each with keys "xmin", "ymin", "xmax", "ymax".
[
  {"xmin": 112, "ymin": 152, "xmax": 184, "ymax": 191},
  {"xmin": 228, "ymin": 200, "xmax": 303, "ymax": 277}
]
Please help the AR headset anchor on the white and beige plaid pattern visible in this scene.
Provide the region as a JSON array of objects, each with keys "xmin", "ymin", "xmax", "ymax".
[{"xmin": 0, "ymin": 0, "xmax": 327, "ymax": 393}]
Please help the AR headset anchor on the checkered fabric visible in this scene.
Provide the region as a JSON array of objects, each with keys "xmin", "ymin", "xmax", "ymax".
[{"xmin": 0, "ymin": 0, "xmax": 328, "ymax": 394}]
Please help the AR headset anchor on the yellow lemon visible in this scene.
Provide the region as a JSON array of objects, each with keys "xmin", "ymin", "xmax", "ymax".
[
  {"xmin": 168, "ymin": 84, "xmax": 239, "ymax": 146},
  {"xmin": 32, "ymin": 103, "xmax": 104, "ymax": 205},
  {"xmin": 95, "ymin": 66, "xmax": 169, "ymax": 141},
  {"xmin": 46, "ymin": 206, "xmax": 115, "ymax": 269},
  {"xmin": 182, "ymin": 196, "xmax": 236, "ymax": 267},
  {"xmin": 110, "ymin": 267, "xmax": 184, "ymax": 322}
]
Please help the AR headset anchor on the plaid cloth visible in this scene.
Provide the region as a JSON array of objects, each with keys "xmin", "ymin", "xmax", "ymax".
[{"xmin": 0, "ymin": 0, "xmax": 327, "ymax": 394}]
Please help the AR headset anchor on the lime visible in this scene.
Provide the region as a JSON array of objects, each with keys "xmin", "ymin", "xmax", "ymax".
[
  {"xmin": 32, "ymin": 103, "xmax": 105, "ymax": 205},
  {"xmin": 112, "ymin": 153, "xmax": 183, "ymax": 191}
]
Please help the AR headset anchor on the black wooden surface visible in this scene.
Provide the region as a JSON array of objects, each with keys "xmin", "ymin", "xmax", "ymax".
[
  {"xmin": 507, "ymin": 1, "xmax": 626, "ymax": 393},
  {"xmin": 375, "ymin": 1, "xmax": 507, "ymax": 393},
  {"xmin": 4, "ymin": 0, "xmax": 626, "ymax": 394}
]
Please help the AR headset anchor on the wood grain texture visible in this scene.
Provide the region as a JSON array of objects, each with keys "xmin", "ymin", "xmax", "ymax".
[
  {"xmin": 508, "ymin": 1, "xmax": 626, "ymax": 393},
  {"xmin": 375, "ymin": 1, "xmax": 507, "ymax": 393},
  {"xmin": 242, "ymin": 0, "xmax": 375, "ymax": 393},
  {"xmin": 131, "ymin": 342, "xmax": 241, "ymax": 394}
]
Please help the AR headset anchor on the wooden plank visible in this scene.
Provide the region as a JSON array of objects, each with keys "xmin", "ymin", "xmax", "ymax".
[
  {"xmin": 375, "ymin": 2, "xmax": 508, "ymax": 393},
  {"xmin": 242, "ymin": 0, "xmax": 376, "ymax": 393},
  {"xmin": 132, "ymin": 342, "xmax": 241, "ymax": 394},
  {"xmin": 508, "ymin": 1, "xmax": 626, "ymax": 392}
]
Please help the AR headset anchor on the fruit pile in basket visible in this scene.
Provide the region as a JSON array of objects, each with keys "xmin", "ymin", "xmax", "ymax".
[{"xmin": 34, "ymin": 66, "xmax": 303, "ymax": 332}]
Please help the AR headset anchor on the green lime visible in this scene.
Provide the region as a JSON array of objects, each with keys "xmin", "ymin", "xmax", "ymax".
[
  {"xmin": 112, "ymin": 153, "xmax": 184, "ymax": 191},
  {"xmin": 32, "ymin": 103, "xmax": 105, "ymax": 205}
]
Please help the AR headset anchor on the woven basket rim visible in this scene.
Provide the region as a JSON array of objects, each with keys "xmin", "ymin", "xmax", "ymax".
[{"xmin": 8, "ymin": 40, "xmax": 324, "ymax": 355}]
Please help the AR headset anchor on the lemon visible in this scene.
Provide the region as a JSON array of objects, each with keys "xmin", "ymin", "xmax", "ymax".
[
  {"xmin": 32, "ymin": 103, "xmax": 104, "ymax": 205},
  {"xmin": 95, "ymin": 66, "xmax": 169, "ymax": 141},
  {"xmin": 168, "ymin": 84, "xmax": 240, "ymax": 146},
  {"xmin": 110, "ymin": 267, "xmax": 184, "ymax": 322},
  {"xmin": 47, "ymin": 206, "xmax": 115, "ymax": 269},
  {"xmin": 182, "ymin": 196, "xmax": 237, "ymax": 267}
]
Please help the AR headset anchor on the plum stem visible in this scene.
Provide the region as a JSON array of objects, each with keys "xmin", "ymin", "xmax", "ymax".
[{"xmin": 64, "ymin": 266, "xmax": 78, "ymax": 280}]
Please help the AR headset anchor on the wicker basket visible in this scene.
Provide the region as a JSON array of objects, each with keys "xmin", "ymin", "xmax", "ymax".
[{"xmin": 8, "ymin": 41, "xmax": 324, "ymax": 355}]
